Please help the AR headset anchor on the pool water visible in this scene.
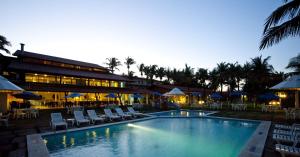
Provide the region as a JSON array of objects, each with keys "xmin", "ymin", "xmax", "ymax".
[
  {"xmin": 151, "ymin": 110, "xmax": 214, "ymax": 117},
  {"xmin": 43, "ymin": 118, "xmax": 258, "ymax": 157}
]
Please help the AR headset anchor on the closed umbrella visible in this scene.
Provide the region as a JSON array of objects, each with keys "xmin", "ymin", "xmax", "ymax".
[{"xmin": 270, "ymin": 75, "xmax": 300, "ymax": 108}]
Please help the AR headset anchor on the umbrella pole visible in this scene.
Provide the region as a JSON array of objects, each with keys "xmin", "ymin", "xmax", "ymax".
[{"xmin": 295, "ymin": 91, "xmax": 299, "ymax": 109}]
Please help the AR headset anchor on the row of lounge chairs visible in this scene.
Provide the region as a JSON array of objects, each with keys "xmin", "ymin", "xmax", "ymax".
[
  {"xmin": 272, "ymin": 123, "xmax": 300, "ymax": 157},
  {"xmin": 50, "ymin": 107, "xmax": 143, "ymax": 130}
]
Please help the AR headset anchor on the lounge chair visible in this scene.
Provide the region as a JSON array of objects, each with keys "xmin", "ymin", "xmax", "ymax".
[
  {"xmin": 275, "ymin": 142, "xmax": 300, "ymax": 157},
  {"xmin": 104, "ymin": 109, "xmax": 121, "ymax": 121},
  {"xmin": 274, "ymin": 124, "xmax": 300, "ymax": 135},
  {"xmin": 74, "ymin": 111, "xmax": 90, "ymax": 126},
  {"xmin": 50, "ymin": 113, "xmax": 67, "ymax": 130},
  {"xmin": 115, "ymin": 108, "xmax": 132, "ymax": 119},
  {"xmin": 127, "ymin": 107, "xmax": 143, "ymax": 117},
  {"xmin": 275, "ymin": 124, "xmax": 300, "ymax": 131},
  {"xmin": 273, "ymin": 129, "xmax": 299, "ymax": 136},
  {"xmin": 87, "ymin": 110, "xmax": 104, "ymax": 124},
  {"xmin": 273, "ymin": 133, "xmax": 300, "ymax": 144}
]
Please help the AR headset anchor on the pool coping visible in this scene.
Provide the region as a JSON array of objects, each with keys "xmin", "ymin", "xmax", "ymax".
[
  {"xmin": 27, "ymin": 110, "xmax": 270, "ymax": 157},
  {"xmin": 238, "ymin": 121, "xmax": 271, "ymax": 157}
]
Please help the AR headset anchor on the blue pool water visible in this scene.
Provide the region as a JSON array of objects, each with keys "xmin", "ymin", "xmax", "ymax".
[
  {"xmin": 151, "ymin": 110, "xmax": 214, "ymax": 117},
  {"xmin": 43, "ymin": 118, "xmax": 259, "ymax": 157}
]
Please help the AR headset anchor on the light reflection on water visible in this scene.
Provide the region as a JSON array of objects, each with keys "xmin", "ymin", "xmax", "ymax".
[{"xmin": 44, "ymin": 118, "xmax": 259, "ymax": 157}]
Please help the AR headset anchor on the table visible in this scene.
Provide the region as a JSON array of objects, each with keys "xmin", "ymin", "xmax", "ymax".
[{"xmin": 66, "ymin": 118, "xmax": 75, "ymax": 127}]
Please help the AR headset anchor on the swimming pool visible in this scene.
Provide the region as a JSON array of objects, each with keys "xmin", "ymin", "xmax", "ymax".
[
  {"xmin": 151, "ymin": 110, "xmax": 216, "ymax": 117},
  {"xmin": 43, "ymin": 117, "xmax": 259, "ymax": 157}
]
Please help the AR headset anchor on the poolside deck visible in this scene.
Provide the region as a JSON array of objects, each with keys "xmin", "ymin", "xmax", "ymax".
[{"xmin": 0, "ymin": 108, "xmax": 294, "ymax": 157}]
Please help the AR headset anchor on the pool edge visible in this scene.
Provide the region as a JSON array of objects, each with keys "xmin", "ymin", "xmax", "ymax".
[{"xmin": 238, "ymin": 121, "xmax": 271, "ymax": 157}]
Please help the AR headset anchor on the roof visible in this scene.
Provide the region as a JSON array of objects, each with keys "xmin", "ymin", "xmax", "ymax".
[
  {"xmin": 14, "ymin": 50, "xmax": 106, "ymax": 70},
  {"xmin": 154, "ymin": 84, "xmax": 209, "ymax": 93},
  {"xmin": 8, "ymin": 61, "xmax": 128, "ymax": 81}
]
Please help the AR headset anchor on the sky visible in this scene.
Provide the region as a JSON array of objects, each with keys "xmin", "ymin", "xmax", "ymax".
[{"xmin": 1, "ymin": 0, "xmax": 300, "ymax": 75}]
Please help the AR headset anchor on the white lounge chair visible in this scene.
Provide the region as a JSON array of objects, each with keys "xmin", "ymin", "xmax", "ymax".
[
  {"xmin": 273, "ymin": 133, "xmax": 300, "ymax": 144},
  {"xmin": 74, "ymin": 111, "xmax": 90, "ymax": 126},
  {"xmin": 115, "ymin": 108, "xmax": 132, "ymax": 119},
  {"xmin": 275, "ymin": 142, "xmax": 300, "ymax": 157},
  {"xmin": 275, "ymin": 124, "xmax": 300, "ymax": 131},
  {"xmin": 127, "ymin": 107, "xmax": 143, "ymax": 117},
  {"xmin": 104, "ymin": 109, "xmax": 121, "ymax": 121},
  {"xmin": 274, "ymin": 124, "xmax": 300, "ymax": 135},
  {"xmin": 50, "ymin": 113, "xmax": 67, "ymax": 130},
  {"xmin": 87, "ymin": 110, "xmax": 104, "ymax": 124}
]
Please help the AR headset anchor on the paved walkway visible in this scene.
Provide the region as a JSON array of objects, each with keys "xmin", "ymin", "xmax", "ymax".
[{"xmin": 0, "ymin": 108, "xmax": 296, "ymax": 157}]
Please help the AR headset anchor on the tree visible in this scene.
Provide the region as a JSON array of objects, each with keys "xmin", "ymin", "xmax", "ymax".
[
  {"xmin": 195, "ymin": 68, "xmax": 208, "ymax": 88},
  {"xmin": 260, "ymin": 0, "xmax": 300, "ymax": 50},
  {"xmin": 243, "ymin": 56, "xmax": 274, "ymax": 96},
  {"xmin": 286, "ymin": 54, "xmax": 300, "ymax": 74},
  {"xmin": 124, "ymin": 57, "xmax": 135, "ymax": 76},
  {"xmin": 155, "ymin": 67, "xmax": 165, "ymax": 81},
  {"xmin": 0, "ymin": 35, "xmax": 11, "ymax": 54},
  {"xmin": 165, "ymin": 68, "xmax": 172, "ymax": 83},
  {"xmin": 143, "ymin": 65, "xmax": 157, "ymax": 85},
  {"xmin": 137, "ymin": 63, "xmax": 145, "ymax": 77},
  {"xmin": 105, "ymin": 57, "xmax": 121, "ymax": 74},
  {"xmin": 215, "ymin": 62, "xmax": 229, "ymax": 93}
]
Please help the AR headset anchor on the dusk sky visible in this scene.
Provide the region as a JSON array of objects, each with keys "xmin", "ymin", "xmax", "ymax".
[{"xmin": 2, "ymin": 0, "xmax": 300, "ymax": 75}]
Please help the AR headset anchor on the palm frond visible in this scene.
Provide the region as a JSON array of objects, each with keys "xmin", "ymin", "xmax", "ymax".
[
  {"xmin": 260, "ymin": 15, "xmax": 300, "ymax": 50},
  {"xmin": 264, "ymin": 0, "xmax": 300, "ymax": 33}
]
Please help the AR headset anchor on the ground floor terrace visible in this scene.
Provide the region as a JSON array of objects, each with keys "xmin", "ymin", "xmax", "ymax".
[
  {"xmin": 0, "ymin": 104, "xmax": 298, "ymax": 157},
  {"xmin": 5, "ymin": 90, "xmax": 205, "ymax": 111}
]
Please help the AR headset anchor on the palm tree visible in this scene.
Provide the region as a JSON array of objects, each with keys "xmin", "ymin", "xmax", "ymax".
[
  {"xmin": 260, "ymin": 0, "xmax": 300, "ymax": 50},
  {"xmin": 124, "ymin": 57, "xmax": 136, "ymax": 76},
  {"xmin": 149, "ymin": 65, "xmax": 157, "ymax": 85},
  {"xmin": 0, "ymin": 35, "xmax": 11, "ymax": 54},
  {"xmin": 137, "ymin": 63, "xmax": 145, "ymax": 77},
  {"xmin": 195, "ymin": 68, "xmax": 208, "ymax": 88},
  {"xmin": 244, "ymin": 56, "xmax": 274, "ymax": 96},
  {"xmin": 215, "ymin": 62, "xmax": 229, "ymax": 93},
  {"xmin": 155, "ymin": 67, "xmax": 165, "ymax": 81},
  {"xmin": 105, "ymin": 57, "xmax": 121, "ymax": 74},
  {"xmin": 286, "ymin": 54, "xmax": 300, "ymax": 74},
  {"xmin": 165, "ymin": 68, "xmax": 172, "ymax": 83}
]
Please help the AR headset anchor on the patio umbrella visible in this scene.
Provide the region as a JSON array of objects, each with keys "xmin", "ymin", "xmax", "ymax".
[
  {"xmin": 65, "ymin": 93, "xmax": 83, "ymax": 98},
  {"xmin": 105, "ymin": 93, "xmax": 117, "ymax": 105},
  {"xmin": 105, "ymin": 93, "xmax": 117, "ymax": 98},
  {"xmin": 210, "ymin": 92, "xmax": 222, "ymax": 100},
  {"xmin": 270, "ymin": 75, "xmax": 300, "ymax": 108},
  {"xmin": 0, "ymin": 75, "xmax": 23, "ymax": 92},
  {"xmin": 229, "ymin": 91, "xmax": 246, "ymax": 97},
  {"xmin": 163, "ymin": 88, "xmax": 185, "ymax": 96},
  {"xmin": 258, "ymin": 93, "xmax": 279, "ymax": 101},
  {"xmin": 191, "ymin": 92, "xmax": 202, "ymax": 97},
  {"xmin": 152, "ymin": 91, "xmax": 163, "ymax": 96},
  {"xmin": 132, "ymin": 93, "xmax": 143, "ymax": 99},
  {"xmin": 13, "ymin": 91, "xmax": 42, "ymax": 100}
]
